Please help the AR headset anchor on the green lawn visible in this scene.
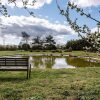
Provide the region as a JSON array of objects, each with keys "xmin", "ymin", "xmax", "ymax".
[
  {"xmin": 0, "ymin": 50, "xmax": 100, "ymax": 59},
  {"xmin": 0, "ymin": 68, "xmax": 100, "ymax": 100},
  {"xmin": 0, "ymin": 51, "xmax": 99, "ymax": 100}
]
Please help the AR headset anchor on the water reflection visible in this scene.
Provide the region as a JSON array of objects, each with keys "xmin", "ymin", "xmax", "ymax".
[
  {"xmin": 66, "ymin": 57, "xmax": 100, "ymax": 67},
  {"xmin": 52, "ymin": 58, "xmax": 75, "ymax": 69},
  {"xmin": 31, "ymin": 56, "xmax": 100, "ymax": 69},
  {"xmin": 32, "ymin": 56, "xmax": 55, "ymax": 69}
]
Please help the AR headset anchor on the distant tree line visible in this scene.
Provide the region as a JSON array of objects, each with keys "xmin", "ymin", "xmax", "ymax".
[
  {"xmin": 65, "ymin": 39, "xmax": 97, "ymax": 52},
  {"xmin": 19, "ymin": 34, "xmax": 57, "ymax": 51},
  {"xmin": 0, "ymin": 31, "xmax": 98, "ymax": 52},
  {"xmin": 0, "ymin": 45, "xmax": 18, "ymax": 51}
]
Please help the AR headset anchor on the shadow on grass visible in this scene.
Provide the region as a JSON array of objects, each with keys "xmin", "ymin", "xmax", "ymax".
[{"xmin": 0, "ymin": 77, "xmax": 27, "ymax": 82}]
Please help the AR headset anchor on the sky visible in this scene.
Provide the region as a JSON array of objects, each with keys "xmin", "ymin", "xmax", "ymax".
[{"xmin": 0, "ymin": 0, "xmax": 100, "ymax": 45}]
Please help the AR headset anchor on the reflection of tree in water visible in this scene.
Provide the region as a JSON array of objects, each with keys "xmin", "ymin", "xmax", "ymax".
[
  {"xmin": 66, "ymin": 57, "xmax": 100, "ymax": 67},
  {"xmin": 32, "ymin": 56, "xmax": 100, "ymax": 68},
  {"xmin": 32, "ymin": 56, "xmax": 44, "ymax": 68},
  {"xmin": 44, "ymin": 56, "xmax": 56, "ymax": 69},
  {"xmin": 32, "ymin": 56, "xmax": 56, "ymax": 69}
]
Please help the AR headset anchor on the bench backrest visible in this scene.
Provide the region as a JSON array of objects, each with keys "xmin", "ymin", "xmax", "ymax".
[{"xmin": 0, "ymin": 57, "xmax": 29, "ymax": 67}]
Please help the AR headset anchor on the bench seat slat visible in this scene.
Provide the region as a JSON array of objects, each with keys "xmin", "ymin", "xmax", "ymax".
[
  {"xmin": 0, "ymin": 69, "xmax": 27, "ymax": 71},
  {"xmin": 7, "ymin": 61, "xmax": 28, "ymax": 63},
  {"xmin": 0, "ymin": 58, "xmax": 29, "ymax": 66},
  {"xmin": 0, "ymin": 67, "xmax": 27, "ymax": 68},
  {"xmin": 0, "ymin": 65, "xmax": 28, "ymax": 66},
  {"xmin": 0, "ymin": 63, "xmax": 28, "ymax": 66},
  {"xmin": 0, "ymin": 57, "xmax": 31, "ymax": 79},
  {"xmin": 0, "ymin": 57, "xmax": 28, "ymax": 59}
]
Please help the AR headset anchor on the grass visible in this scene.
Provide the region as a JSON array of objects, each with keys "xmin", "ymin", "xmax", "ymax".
[
  {"xmin": 0, "ymin": 68, "xmax": 100, "ymax": 100},
  {"xmin": 0, "ymin": 51, "xmax": 99, "ymax": 99},
  {"xmin": 0, "ymin": 50, "xmax": 100, "ymax": 59}
]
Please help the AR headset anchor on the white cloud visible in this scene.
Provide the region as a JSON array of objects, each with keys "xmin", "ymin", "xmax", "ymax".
[
  {"xmin": 0, "ymin": 16, "xmax": 75, "ymax": 36},
  {"xmin": 0, "ymin": 16, "xmax": 75, "ymax": 45},
  {"xmin": 91, "ymin": 27, "xmax": 98, "ymax": 33},
  {"xmin": 33, "ymin": 0, "xmax": 52, "ymax": 9},
  {"xmin": 0, "ymin": 34, "xmax": 21, "ymax": 45},
  {"xmin": 70, "ymin": 0, "xmax": 100, "ymax": 7},
  {"xmin": 1, "ymin": 0, "xmax": 52, "ymax": 9},
  {"xmin": 54, "ymin": 35, "xmax": 67, "ymax": 45}
]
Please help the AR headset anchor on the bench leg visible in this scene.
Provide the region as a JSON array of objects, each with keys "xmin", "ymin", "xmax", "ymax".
[
  {"xmin": 27, "ymin": 64, "xmax": 31, "ymax": 79},
  {"xmin": 29, "ymin": 69, "xmax": 30, "ymax": 78},
  {"xmin": 27, "ymin": 70, "xmax": 29, "ymax": 79},
  {"xmin": 29, "ymin": 64, "xmax": 31, "ymax": 78}
]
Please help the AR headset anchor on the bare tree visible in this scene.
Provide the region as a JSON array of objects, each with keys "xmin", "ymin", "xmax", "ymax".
[
  {"xmin": 0, "ymin": 0, "xmax": 36, "ymax": 17},
  {"xmin": 56, "ymin": 0, "xmax": 100, "ymax": 52},
  {"xmin": 21, "ymin": 31, "xmax": 30, "ymax": 44}
]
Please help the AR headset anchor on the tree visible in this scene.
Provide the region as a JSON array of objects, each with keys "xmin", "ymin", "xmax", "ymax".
[
  {"xmin": 21, "ymin": 31, "xmax": 30, "ymax": 44},
  {"xmin": 66, "ymin": 39, "xmax": 91, "ymax": 51},
  {"xmin": 56, "ymin": 0, "xmax": 100, "ymax": 52},
  {"xmin": 44, "ymin": 35, "xmax": 56, "ymax": 50},
  {"xmin": 32, "ymin": 36, "xmax": 43, "ymax": 50},
  {"xmin": 22, "ymin": 43, "xmax": 30, "ymax": 51},
  {"xmin": 0, "ymin": 0, "xmax": 36, "ymax": 17},
  {"xmin": 18, "ymin": 32, "xmax": 30, "ymax": 51}
]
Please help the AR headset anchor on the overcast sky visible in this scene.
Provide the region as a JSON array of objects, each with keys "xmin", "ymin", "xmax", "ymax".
[{"xmin": 0, "ymin": 0, "xmax": 100, "ymax": 45}]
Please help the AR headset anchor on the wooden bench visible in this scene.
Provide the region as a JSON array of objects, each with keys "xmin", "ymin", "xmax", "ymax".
[{"xmin": 0, "ymin": 57, "xmax": 31, "ymax": 79}]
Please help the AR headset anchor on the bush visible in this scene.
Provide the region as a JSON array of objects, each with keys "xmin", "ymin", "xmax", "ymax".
[
  {"xmin": 65, "ymin": 39, "xmax": 91, "ymax": 51},
  {"xmin": 22, "ymin": 43, "xmax": 30, "ymax": 51}
]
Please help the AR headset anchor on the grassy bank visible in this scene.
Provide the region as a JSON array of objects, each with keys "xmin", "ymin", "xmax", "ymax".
[
  {"xmin": 0, "ymin": 50, "xmax": 100, "ymax": 59},
  {"xmin": 0, "ymin": 68, "xmax": 100, "ymax": 100}
]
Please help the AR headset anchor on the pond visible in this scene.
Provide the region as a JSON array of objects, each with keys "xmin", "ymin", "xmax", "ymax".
[{"xmin": 30, "ymin": 56, "xmax": 100, "ymax": 69}]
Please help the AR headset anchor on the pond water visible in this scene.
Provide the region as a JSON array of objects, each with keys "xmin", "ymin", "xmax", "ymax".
[{"xmin": 30, "ymin": 56, "xmax": 100, "ymax": 69}]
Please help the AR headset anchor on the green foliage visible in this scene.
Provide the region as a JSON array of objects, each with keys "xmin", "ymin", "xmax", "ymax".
[
  {"xmin": 32, "ymin": 35, "xmax": 57, "ymax": 50},
  {"xmin": 21, "ymin": 43, "xmax": 30, "ymax": 51},
  {"xmin": 2, "ymin": 88, "xmax": 22, "ymax": 100},
  {"xmin": 0, "ymin": 45, "xmax": 18, "ymax": 51},
  {"xmin": 44, "ymin": 35, "xmax": 56, "ymax": 50},
  {"xmin": 66, "ymin": 39, "xmax": 91, "ymax": 51},
  {"xmin": 32, "ymin": 36, "xmax": 43, "ymax": 50}
]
